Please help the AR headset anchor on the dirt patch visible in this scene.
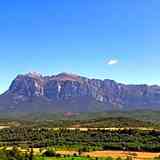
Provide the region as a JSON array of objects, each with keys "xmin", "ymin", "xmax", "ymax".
[
  {"xmin": 0, "ymin": 126, "xmax": 10, "ymax": 129},
  {"xmin": 82, "ymin": 150, "xmax": 160, "ymax": 160}
]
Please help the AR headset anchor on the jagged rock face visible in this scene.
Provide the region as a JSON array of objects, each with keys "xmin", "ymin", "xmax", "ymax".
[
  {"xmin": 2, "ymin": 72, "xmax": 160, "ymax": 111},
  {"xmin": 9, "ymin": 74, "xmax": 44, "ymax": 97},
  {"xmin": 44, "ymin": 80, "xmax": 60, "ymax": 99}
]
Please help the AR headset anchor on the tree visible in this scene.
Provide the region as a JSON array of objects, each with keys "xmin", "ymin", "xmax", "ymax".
[{"xmin": 29, "ymin": 148, "xmax": 34, "ymax": 160}]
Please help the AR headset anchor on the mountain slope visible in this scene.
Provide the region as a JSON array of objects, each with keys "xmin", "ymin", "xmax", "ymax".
[{"xmin": 0, "ymin": 72, "xmax": 160, "ymax": 112}]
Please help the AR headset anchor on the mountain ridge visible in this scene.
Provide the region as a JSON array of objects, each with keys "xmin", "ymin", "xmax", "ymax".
[{"xmin": 1, "ymin": 72, "xmax": 160, "ymax": 112}]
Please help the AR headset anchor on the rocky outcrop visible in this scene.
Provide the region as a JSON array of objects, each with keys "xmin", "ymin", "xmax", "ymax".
[{"xmin": 1, "ymin": 72, "xmax": 160, "ymax": 112}]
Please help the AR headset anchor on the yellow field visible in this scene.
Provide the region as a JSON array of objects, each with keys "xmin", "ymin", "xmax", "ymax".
[
  {"xmin": 84, "ymin": 151, "xmax": 160, "ymax": 160},
  {"xmin": 57, "ymin": 150, "xmax": 160, "ymax": 160}
]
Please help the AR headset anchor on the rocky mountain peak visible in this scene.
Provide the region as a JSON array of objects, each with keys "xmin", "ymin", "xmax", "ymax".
[
  {"xmin": 26, "ymin": 72, "xmax": 43, "ymax": 79},
  {"xmin": 8, "ymin": 73, "xmax": 44, "ymax": 97},
  {"xmin": 1, "ymin": 72, "xmax": 160, "ymax": 112},
  {"xmin": 52, "ymin": 72, "xmax": 84, "ymax": 82}
]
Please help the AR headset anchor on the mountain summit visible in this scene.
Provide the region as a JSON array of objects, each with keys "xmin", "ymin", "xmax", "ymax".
[{"xmin": 0, "ymin": 72, "xmax": 160, "ymax": 112}]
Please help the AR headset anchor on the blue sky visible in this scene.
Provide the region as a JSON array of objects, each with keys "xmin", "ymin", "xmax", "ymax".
[{"xmin": 0, "ymin": 0, "xmax": 160, "ymax": 93}]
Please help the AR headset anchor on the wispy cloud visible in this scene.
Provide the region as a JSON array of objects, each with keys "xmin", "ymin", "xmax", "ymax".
[{"xmin": 107, "ymin": 59, "xmax": 119, "ymax": 65}]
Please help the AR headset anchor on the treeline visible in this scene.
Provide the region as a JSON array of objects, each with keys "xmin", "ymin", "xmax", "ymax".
[
  {"xmin": 76, "ymin": 117, "xmax": 158, "ymax": 128},
  {"xmin": 0, "ymin": 117, "xmax": 158, "ymax": 128},
  {"xmin": 0, "ymin": 128, "xmax": 160, "ymax": 152}
]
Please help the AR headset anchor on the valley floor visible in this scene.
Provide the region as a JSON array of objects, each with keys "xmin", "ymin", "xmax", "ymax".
[
  {"xmin": 2, "ymin": 147, "xmax": 160, "ymax": 160},
  {"xmin": 36, "ymin": 149, "xmax": 160, "ymax": 160}
]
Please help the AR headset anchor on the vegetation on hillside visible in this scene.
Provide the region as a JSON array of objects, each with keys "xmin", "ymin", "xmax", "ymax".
[
  {"xmin": 0, "ymin": 128, "xmax": 160, "ymax": 152},
  {"xmin": 0, "ymin": 111, "xmax": 160, "ymax": 159},
  {"xmin": 0, "ymin": 116, "xmax": 159, "ymax": 128}
]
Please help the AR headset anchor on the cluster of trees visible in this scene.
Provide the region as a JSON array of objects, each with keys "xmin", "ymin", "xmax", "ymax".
[{"xmin": 0, "ymin": 128, "xmax": 160, "ymax": 152}]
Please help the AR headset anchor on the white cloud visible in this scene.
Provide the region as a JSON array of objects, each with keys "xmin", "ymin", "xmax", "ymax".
[{"xmin": 107, "ymin": 59, "xmax": 119, "ymax": 65}]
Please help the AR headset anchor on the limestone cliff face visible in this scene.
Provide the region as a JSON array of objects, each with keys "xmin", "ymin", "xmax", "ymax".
[
  {"xmin": 2, "ymin": 72, "xmax": 160, "ymax": 112},
  {"xmin": 9, "ymin": 73, "xmax": 44, "ymax": 97}
]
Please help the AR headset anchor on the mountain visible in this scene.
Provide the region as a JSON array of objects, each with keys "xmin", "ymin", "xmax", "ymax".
[{"xmin": 0, "ymin": 72, "xmax": 160, "ymax": 112}]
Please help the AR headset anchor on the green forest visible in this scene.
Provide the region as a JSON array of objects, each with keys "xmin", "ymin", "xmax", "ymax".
[{"xmin": 0, "ymin": 128, "xmax": 160, "ymax": 152}]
